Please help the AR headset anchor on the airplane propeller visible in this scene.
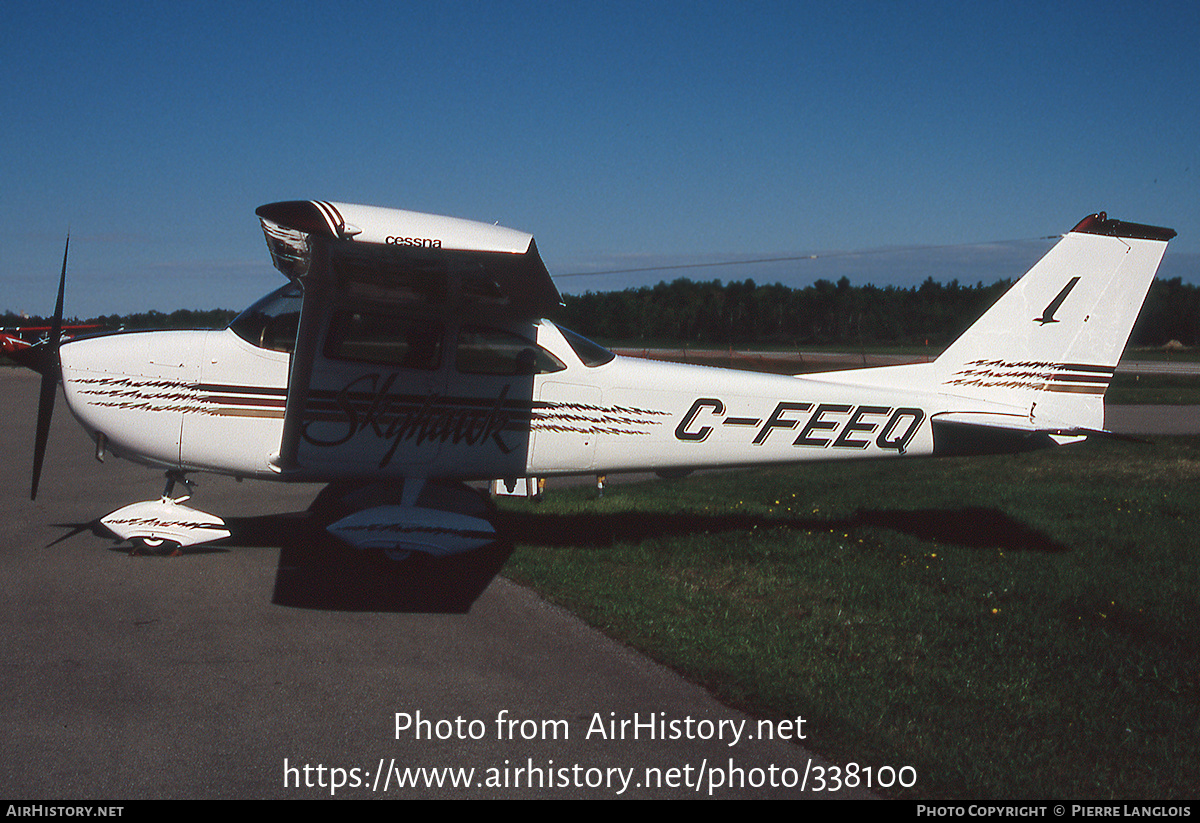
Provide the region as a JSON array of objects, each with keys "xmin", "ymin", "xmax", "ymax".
[{"xmin": 30, "ymin": 235, "xmax": 69, "ymax": 501}]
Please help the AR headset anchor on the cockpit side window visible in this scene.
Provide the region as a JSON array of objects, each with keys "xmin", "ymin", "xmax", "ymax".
[
  {"xmin": 325, "ymin": 310, "xmax": 443, "ymax": 369},
  {"xmin": 229, "ymin": 284, "xmax": 303, "ymax": 353}
]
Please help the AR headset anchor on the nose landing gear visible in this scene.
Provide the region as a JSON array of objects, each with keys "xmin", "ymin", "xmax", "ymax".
[{"xmin": 100, "ymin": 471, "xmax": 231, "ymax": 556}]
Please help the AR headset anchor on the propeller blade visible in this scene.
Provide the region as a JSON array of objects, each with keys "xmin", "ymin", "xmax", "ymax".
[
  {"xmin": 31, "ymin": 371, "xmax": 56, "ymax": 500},
  {"xmin": 50, "ymin": 234, "xmax": 68, "ymax": 345},
  {"xmin": 31, "ymin": 234, "xmax": 69, "ymax": 501}
]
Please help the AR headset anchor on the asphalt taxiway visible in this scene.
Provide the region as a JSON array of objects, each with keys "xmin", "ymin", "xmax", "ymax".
[{"xmin": 0, "ymin": 370, "xmax": 871, "ymax": 799}]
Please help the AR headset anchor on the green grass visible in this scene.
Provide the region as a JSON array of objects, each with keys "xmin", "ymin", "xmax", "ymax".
[
  {"xmin": 498, "ymin": 438, "xmax": 1200, "ymax": 798},
  {"xmin": 1106, "ymin": 374, "xmax": 1200, "ymax": 404},
  {"xmin": 1123, "ymin": 348, "xmax": 1200, "ymax": 363}
]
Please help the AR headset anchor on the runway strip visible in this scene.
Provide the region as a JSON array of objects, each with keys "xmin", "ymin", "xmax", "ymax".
[{"xmin": 1106, "ymin": 405, "xmax": 1200, "ymax": 435}]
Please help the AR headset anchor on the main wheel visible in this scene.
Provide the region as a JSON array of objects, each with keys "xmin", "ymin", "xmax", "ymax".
[
  {"xmin": 309, "ymin": 479, "xmax": 495, "ymax": 523},
  {"xmin": 129, "ymin": 537, "xmax": 182, "ymax": 556}
]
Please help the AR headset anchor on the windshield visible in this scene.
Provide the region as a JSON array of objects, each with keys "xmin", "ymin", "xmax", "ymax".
[{"xmin": 229, "ymin": 283, "xmax": 302, "ymax": 352}]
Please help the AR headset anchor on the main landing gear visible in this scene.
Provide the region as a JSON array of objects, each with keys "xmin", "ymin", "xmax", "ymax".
[
  {"xmin": 310, "ymin": 478, "xmax": 498, "ymax": 561},
  {"xmin": 99, "ymin": 470, "xmax": 231, "ymax": 556}
]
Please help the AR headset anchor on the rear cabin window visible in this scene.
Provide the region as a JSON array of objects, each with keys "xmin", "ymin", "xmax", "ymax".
[
  {"xmin": 456, "ymin": 327, "xmax": 566, "ymax": 376},
  {"xmin": 557, "ymin": 326, "xmax": 615, "ymax": 367}
]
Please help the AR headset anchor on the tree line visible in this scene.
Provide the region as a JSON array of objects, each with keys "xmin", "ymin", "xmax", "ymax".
[
  {"xmin": 3, "ymin": 307, "xmax": 239, "ymax": 334},
  {"xmin": 558, "ymin": 276, "xmax": 1200, "ymax": 349},
  {"xmin": 6, "ymin": 276, "xmax": 1198, "ymax": 349}
]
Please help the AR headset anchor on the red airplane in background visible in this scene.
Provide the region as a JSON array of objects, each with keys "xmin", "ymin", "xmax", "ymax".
[{"xmin": 1, "ymin": 323, "xmax": 106, "ymax": 355}]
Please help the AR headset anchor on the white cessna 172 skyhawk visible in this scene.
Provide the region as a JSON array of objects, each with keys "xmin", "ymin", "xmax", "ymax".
[{"xmin": 18, "ymin": 201, "xmax": 1175, "ymax": 557}]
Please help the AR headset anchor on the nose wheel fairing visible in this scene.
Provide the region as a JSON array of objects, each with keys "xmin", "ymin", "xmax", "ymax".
[
  {"xmin": 100, "ymin": 498, "xmax": 231, "ymax": 552},
  {"xmin": 99, "ymin": 471, "xmax": 231, "ymax": 554}
]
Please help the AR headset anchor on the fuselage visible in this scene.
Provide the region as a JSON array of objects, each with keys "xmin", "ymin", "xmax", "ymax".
[{"xmin": 58, "ymin": 307, "xmax": 998, "ymax": 485}]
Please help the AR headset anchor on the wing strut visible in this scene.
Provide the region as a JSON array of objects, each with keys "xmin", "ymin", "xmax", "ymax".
[{"xmin": 275, "ymin": 236, "xmax": 333, "ymax": 471}]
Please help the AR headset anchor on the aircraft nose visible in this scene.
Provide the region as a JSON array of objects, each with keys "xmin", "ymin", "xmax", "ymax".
[{"xmin": 58, "ymin": 330, "xmax": 208, "ymax": 469}]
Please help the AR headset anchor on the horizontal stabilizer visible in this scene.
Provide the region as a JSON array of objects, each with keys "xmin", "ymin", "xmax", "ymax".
[{"xmin": 929, "ymin": 409, "xmax": 1153, "ymax": 456}]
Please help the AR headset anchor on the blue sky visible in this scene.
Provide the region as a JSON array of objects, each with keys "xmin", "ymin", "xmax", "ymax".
[{"xmin": 3, "ymin": 1, "xmax": 1197, "ymax": 318}]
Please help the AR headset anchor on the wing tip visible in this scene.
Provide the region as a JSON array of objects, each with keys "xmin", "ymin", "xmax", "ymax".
[
  {"xmin": 256, "ymin": 201, "xmax": 344, "ymax": 238},
  {"xmin": 1070, "ymin": 212, "xmax": 1177, "ymax": 242}
]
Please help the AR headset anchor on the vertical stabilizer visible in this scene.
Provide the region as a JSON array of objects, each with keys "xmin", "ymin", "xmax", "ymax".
[{"xmin": 931, "ymin": 214, "xmax": 1175, "ymax": 430}]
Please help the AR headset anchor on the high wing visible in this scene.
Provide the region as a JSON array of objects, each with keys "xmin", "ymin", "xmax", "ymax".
[{"xmin": 254, "ymin": 200, "xmax": 563, "ymax": 482}]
